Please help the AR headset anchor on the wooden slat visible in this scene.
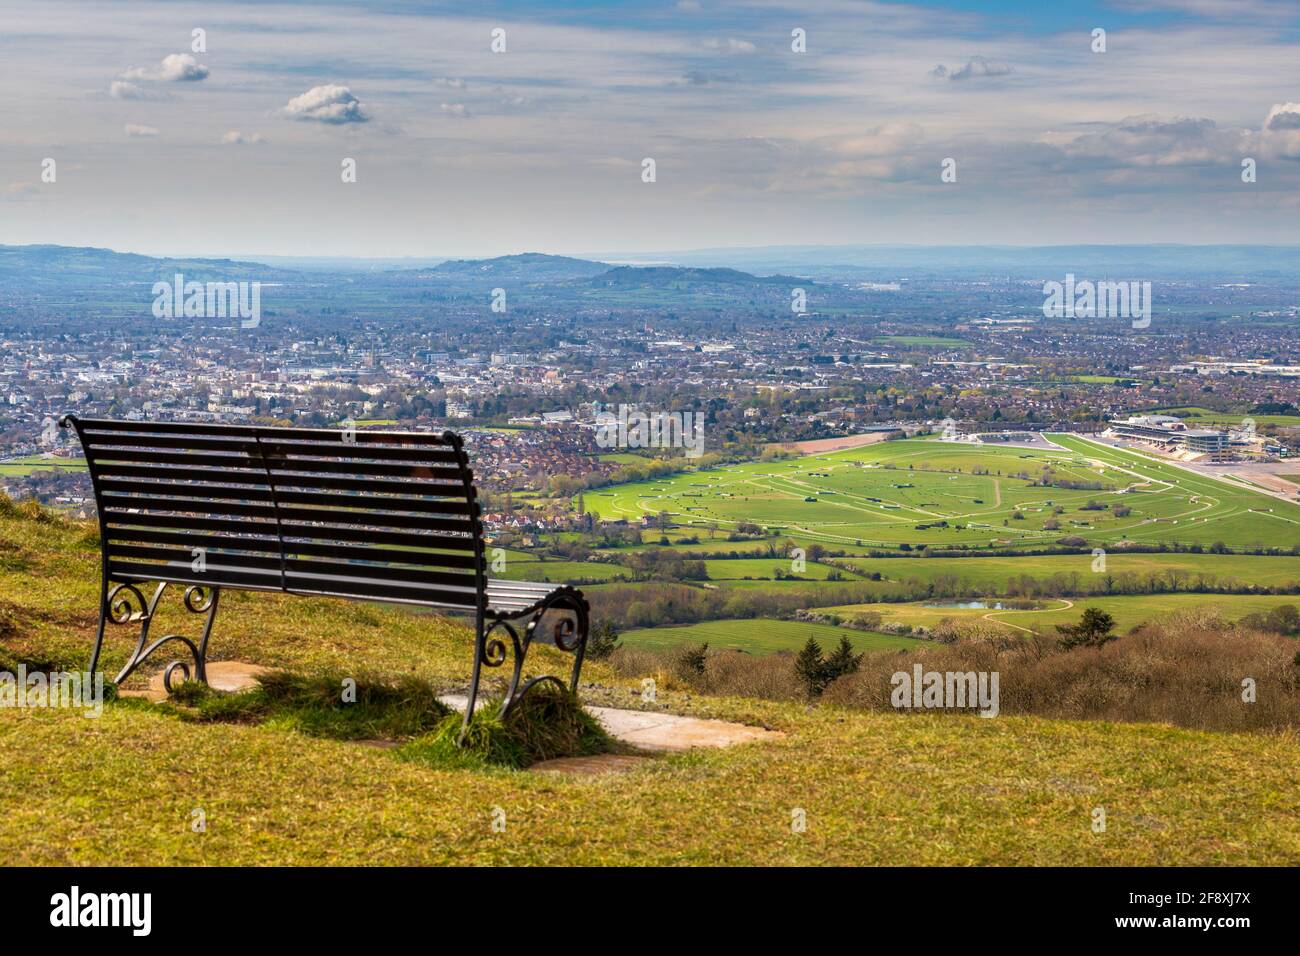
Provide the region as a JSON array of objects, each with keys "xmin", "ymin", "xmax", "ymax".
[
  {"xmin": 263, "ymin": 458, "xmax": 467, "ymax": 481},
  {"xmin": 99, "ymin": 480, "xmax": 275, "ymax": 503},
  {"xmin": 275, "ymin": 472, "xmax": 473, "ymax": 498},
  {"xmin": 94, "ymin": 463, "xmax": 270, "ymax": 484},
  {"xmin": 84, "ymin": 432, "xmax": 462, "ymax": 463},
  {"xmin": 103, "ymin": 499, "xmax": 278, "ymax": 520},
  {"xmin": 279, "ymin": 522, "xmax": 476, "ymax": 551},
  {"xmin": 283, "ymin": 573, "xmax": 481, "ymax": 608},
  {"xmin": 275, "ymin": 506, "xmax": 474, "ymax": 534},
  {"xmin": 105, "ymin": 512, "xmax": 280, "ymax": 536},
  {"xmin": 274, "ymin": 489, "xmax": 480, "ymax": 516},
  {"xmin": 284, "ymin": 558, "xmax": 477, "ymax": 589},
  {"xmin": 108, "ymin": 560, "xmax": 282, "ymax": 590},
  {"xmin": 79, "ymin": 419, "xmax": 458, "ymax": 446},
  {"xmin": 92, "ymin": 450, "xmax": 263, "ymax": 468},
  {"xmin": 108, "ymin": 544, "xmax": 283, "ymax": 570},
  {"xmin": 104, "ymin": 529, "xmax": 282, "ymax": 554},
  {"xmin": 281, "ymin": 541, "xmax": 481, "ymax": 569}
]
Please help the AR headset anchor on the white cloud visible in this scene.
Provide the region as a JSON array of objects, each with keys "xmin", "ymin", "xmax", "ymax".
[
  {"xmin": 281, "ymin": 84, "xmax": 370, "ymax": 124},
  {"xmin": 1259, "ymin": 103, "xmax": 1300, "ymax": 160},
  {"xmin": 1264, "ymin": 102, "xmax": 1300, "ymax": 130},
  {"xmin": 221, "ymin": 130, "xmax": 266, "ymax": 145},
  {"xmin": 124, "ymin": 124, "xmax": 159, "ymax": 137},
  {"xmin": 434, "ymin": 77, "xmax": 466, "ymax": 90},
  {"xmin": 121, "ymin": 53, "xmax": 209, "ymax": 83},
  {"xmin": 109, "ymin": 80, "xmax": 154, "ymax": 100},
  {"xmin": 1056, "ymin": 115, "xmax": 1248, "ymax": 170},
  {"xmin": 440, "ymin": 102, "xmax": 470, "ymax": 118}
]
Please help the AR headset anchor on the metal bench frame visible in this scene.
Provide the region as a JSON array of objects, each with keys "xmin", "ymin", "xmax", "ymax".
[{"xmin": 61, "ymin": 415, "xmax": 589, "ymax": 734}]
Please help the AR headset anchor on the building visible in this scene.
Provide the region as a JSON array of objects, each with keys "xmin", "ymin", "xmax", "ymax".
[{"xmin": 1107, "ymin": 415, "xmax": 1229, "ymax": 455}]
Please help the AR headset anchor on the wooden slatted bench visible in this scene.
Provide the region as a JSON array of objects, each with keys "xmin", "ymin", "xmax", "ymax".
[{"xmin": 60, "ymin": 415, "xmax": 589, "ymax": 732}]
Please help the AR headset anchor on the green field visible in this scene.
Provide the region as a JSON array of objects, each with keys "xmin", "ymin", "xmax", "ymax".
[
  {"xmin": 0, "ymin": 455, "xmax": 87, "ymax": 477},
  {"xmin": 834, "ymin": 552, "xmax": 1300, "ymax": 591},
  {"xmin": 702, "ymin": 558, "xmax": 862, "ymax": 581},
  {"xmin": 581, "ymin": 435, "xmax": 1300, "ymax": 551},
  {"xmin": 499, "ymin": 559, "xmax": 632, "ymax": 582},
  {"xmin": 622, "ymin": 617, "xmax": 929, "ymax": 654},
  {"xmin": 822, "ymin": 593, "xmax": 1299, "ymax": 635}
]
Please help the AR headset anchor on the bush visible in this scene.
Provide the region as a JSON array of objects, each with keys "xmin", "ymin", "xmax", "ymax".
[
  {"xmin": 673, "ymin": 642, "xmax": 709, "ymax": 680},
  {"xmin": 823, "ymin": 610, "xmax": 1300, "ymax": 732},
  {"xmin": 1056, "ymin": 607, "xmax": 1116, "ymax": 649}
]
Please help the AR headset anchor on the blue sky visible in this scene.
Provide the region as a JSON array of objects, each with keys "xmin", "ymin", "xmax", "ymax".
[{"xmin": 2, "ymin": 0, "xmax": 1299, "ymax": 257}]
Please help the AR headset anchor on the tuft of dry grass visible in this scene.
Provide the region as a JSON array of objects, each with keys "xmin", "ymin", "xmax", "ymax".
[
  {"xmin": 608, "ymin": 644, "xmax": 803, "ymax": 701},
  {"xmin": 824, "ymin": 609, "xmax": 1300, "ymax": 732}
]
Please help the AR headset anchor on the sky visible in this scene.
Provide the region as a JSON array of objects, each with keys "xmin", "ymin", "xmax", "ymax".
[{"xmin": 2, "ymin": 0, "xmax": 1300, "ymax": 258}]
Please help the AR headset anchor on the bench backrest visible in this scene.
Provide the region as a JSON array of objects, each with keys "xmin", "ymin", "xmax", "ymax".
[{"xmin": 62, "ymin": 416, "xmax": 488, "ymax": 611}]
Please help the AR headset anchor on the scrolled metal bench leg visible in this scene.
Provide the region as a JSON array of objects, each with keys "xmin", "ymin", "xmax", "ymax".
[
  {"xmin": 104, "ymin": 583, "xmax": 221, "ymax": 691},
  {"xmin": 462, "ymin": 614, "xmax": 514, "ymax": 739},
  {"xmin": 457, "ymin": 592, "xmax": 590, "ymax": 743},
  {"xmin": 501, "ymin": 590, "xmax": 589, "ymax": 719}
]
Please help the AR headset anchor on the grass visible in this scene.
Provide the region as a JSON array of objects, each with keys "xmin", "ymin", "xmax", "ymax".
[
  {"xmin": 701, "ymin": 558, "xmax": 862, "ymax": 581},
  {"xmin": 405, "ymin": 683, "xmax": 614, "ymax": 771},
  {"xmin": 3, "ymin": 502, "xmax": 1300, "ymax": 865},
  {"xmin": 498, "ymin": 559, "xmax": 632, "ymax": 582},
  {"xmin": 5, "ymin": 693, "xmax": 1299, "ymax": 864},
  {"xmin": 622, "ymin": 617, "xmax": 929, "ymax": 654},
  {"xmin": 580, "ymin": 434, "xmax": 1300, "ymax": 551},
  {"xmin": 833, "ymin": 551, "xmax": 1300, "ymax": 591},
  {"xmin": 163, "ymin": 671, "xmax": 453, "ymax": 741},
  {"xmin": 822, "ymin": 593, "xmax": 1300, "ymax": 635},
  {"xmin": 0, "ymin": 454, "xmax": 88, "ymax": 477}
]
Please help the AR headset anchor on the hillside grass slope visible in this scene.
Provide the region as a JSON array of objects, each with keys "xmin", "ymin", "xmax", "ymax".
[{"xmin": 1, "ymin": 504, "xmax": 1297, "ymax": 865}]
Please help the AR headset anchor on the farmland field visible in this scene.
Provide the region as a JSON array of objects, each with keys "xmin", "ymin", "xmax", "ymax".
[
  {"xmin": 621, "ymin": 617, "xmax": 930, "ymax": 654},
  {"xmin": 0, "ymin": 454, "xmax": 87, "ymax": 477},
  {"xmin": 498, "ymin": 559, "xmax": 632, "ymax": 582},
  {"xmin": 701, "ymin": 558, "xmax": 863, "ymax": 580},
  {"xmin": 820, "ymin": 593, "xmax": 1299, "ymax": 636},
  {"xmin": 832, "ymin": 552, "xmax": 1300, "ymax": 591},
  {"xmin": 581, "ymin": 434, "xmax": 1300, "ymax": 551}
]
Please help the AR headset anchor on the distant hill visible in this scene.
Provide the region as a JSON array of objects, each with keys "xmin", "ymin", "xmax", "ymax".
[
  {"xmin": 593, "ymin": 243, "xmax": 1300, "ymax": 280},
  {"xmin": 586, "ymin": 265, "xmax": 807, "ymax": 289},
  {"xmin": 0, "ymin": 244, "xmax": 297, "ymax": 284},
  {"xmin": 423, "ymin": 253, "xmax": 611, "ymax": 283}
]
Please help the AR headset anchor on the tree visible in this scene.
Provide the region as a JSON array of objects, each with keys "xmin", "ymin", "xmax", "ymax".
[
  {"xmin": 1057, "ymin": 607, "xmax": 1117, "ymax": 649},
  {"xmin": 586, "ymin": 620, "xmax": 622, "ymax": 659},
  {"xmin": 794, "ymin": 637, "xmax": 827, "ymax": 696},
  {"xmin": 822, "ymin": 635, "xmax": 864, "ymax": 685}
]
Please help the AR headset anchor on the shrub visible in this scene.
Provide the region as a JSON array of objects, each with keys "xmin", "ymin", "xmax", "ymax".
[
  {"xmin": 1056, "ymin": 607, "xmax": 1117, "ymax": 649},
  {"xmin": 824, "ymin": 610, "xmax": 1300, "ymax": 732},
  {"xmin": 674, "ymin": 642, "xmax": 709, "ymax": 680}
]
